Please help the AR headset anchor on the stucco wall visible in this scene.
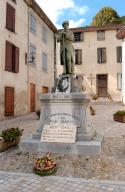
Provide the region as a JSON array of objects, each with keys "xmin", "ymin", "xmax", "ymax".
[
  {"xmin": 0, "ymin": 0, "xmax": 55, "ymax": 119},
  {"xmin": 56, "ymin": 29, "xmax": 122, "ymax": 101}
]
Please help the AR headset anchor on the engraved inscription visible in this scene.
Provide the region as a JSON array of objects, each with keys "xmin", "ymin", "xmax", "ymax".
[{"xmin": 41, "ymin": 124, "xmax": 76, "ymax": 143}]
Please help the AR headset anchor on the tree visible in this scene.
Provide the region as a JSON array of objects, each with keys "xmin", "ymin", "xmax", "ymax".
[
  {"xmin": 91, "ymin": 7, "xmax": 121, "ymax": 26},
  {"xmin": 120, "ymin": 16, "xmax": 125, "ymax": 24}
]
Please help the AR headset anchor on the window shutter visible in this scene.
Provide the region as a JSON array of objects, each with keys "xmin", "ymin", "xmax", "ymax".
[
  {"xmin": 75, "ymin": 50, "xmax": 82, "ymax": 65},
  {"xmin": 12, "ymin": 6, "xmax": 15, "ymax": 32},
  {"xmin": 117, "ymin": 73, "xmax": 122, "ymax": 90},
  {"xmin": 102, "ymin": 48, "xmax": 106, "ymax": 63},
  {"xmin": 25, "ymin": 53, "xmax": 27, "ymax": 64},
  {"xmin": 81, "ymin": 32, "xmax": 84, "ymax": 41},
  {"xmin": 14, "ymin": 46, "xmax": 19, "ymax": 73},
  {"xmin": 78, "ymin": 50, "xmax": 82, "ymax": 64},
  {"xmin": 97, "ymin": 48, "xmax": 101, "ymax": 63},
  {"xmin": 6, "ymin": 3, "xmax": 15, "ymax": 32},
  {"xmin": 117, "ymin": 47, "xmax": 122, "ymax": 63},
  {"xmin": 75, "ymin": 50, "xmax": 78, "ymax": 64},
  {"xmin": 5, "ymin": 41, "xmax": 13, "ymax": 71}
]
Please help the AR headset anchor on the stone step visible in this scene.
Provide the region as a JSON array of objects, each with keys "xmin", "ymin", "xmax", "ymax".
[{"xmin": 19, "ymin": 135, "xmax": 103, "ymax": 155}]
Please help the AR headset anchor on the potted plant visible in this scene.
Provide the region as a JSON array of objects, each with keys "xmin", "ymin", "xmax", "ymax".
[
  {"xmin": 113, "ymin": 110, "xmax": 125, "ymax": 123},
  {"xmin": 33, "ymin": 153, "xmax": 57, "ymax": 176},
  {"xmin": 0, "ymin": 127, "xmax": 23, "ymax": 152},
  {"xmin": 91, "ymin": 94, "xmax": 98, "ymax": 100},
  {"xmin": 36, "ymin": 110, "xmax": 41, "ymax": 119}
]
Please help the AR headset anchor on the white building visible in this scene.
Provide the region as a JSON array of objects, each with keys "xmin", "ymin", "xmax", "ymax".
[
  {"xmin": 0, "ymin": 0, "xmax": 57, "ymax": 120},
  {"xmin": 117, "ymin": 25, "xmax": 125, "ymax": 104},
  {"xmin": 57, "ymin": 25, "xmax": 123, "ymax": 101}
]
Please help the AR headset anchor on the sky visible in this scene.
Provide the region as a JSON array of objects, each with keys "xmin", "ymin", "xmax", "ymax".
[{"xmin": 35, "ymin": 0, "xmax": 125, "ymax": 28}]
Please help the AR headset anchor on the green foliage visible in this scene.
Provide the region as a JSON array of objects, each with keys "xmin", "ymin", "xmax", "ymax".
[
  {"xmin": 114, "ymin": 110, "xmax": 125, "ymax": 116},
  {"xmin": 91, "ymin": 7, "xmax": 121, "ymax": 26},
  {"xmin": 120, "ymin": 16, "xmax": 125, "ymax": 24},
  {"xmin": 1, "ymin": 127, "xmax": 23, "ymax": 142},
  {"xmin": 33, "ymin": 166, "xmax": 57, "ymax": 176}
]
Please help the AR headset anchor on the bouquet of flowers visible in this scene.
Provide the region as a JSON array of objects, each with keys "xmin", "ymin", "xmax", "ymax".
[{"xmin": 33, "ymin": 153, "xmax": 57, "ymax": 176}]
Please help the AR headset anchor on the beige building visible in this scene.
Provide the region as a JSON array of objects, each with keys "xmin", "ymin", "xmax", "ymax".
[
  {"xmin": 0, "ymin": 0, "xmax": 57, "ymax": 120},
  {"xmin": 117, "ymin": 25, "xmax": 125, "ymax": 104},
  {"xmin": 56, "ymin": 25, "xmax": 123, "ymax": 101}
]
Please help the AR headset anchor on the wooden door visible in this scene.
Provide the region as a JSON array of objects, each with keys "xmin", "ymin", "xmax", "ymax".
[
  {"xmin": 30, "ymin": 83, "xmax": 35, "ymax": 112},
  {"xmin": 97, "ymin": 74, "xmax": 108, "ymax": 97},
  {"xmin": 5, "ymin": 87, "xmax": 14, "ymax": 116},
  {"xmin": 42, "ymin": 86, "xmax": 49, "ymax": 93}
]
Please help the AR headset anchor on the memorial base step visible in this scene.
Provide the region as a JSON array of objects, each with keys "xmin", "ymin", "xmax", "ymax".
[{"xmin": 19, "ymin": 135, "xmax": 103, "ymax": 156}]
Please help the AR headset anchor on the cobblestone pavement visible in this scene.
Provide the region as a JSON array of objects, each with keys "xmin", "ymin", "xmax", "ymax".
[
  {"xmin": 0, "ymin": 171, "xmax": 125, "ymax": 192},
  {"xmin": 0, "ymin": 113, "xmax": 38, "ymax": 139},
  {"xmin": 0, "ymin": 101, "xmax": 125, "ymax": 139},
  {"xmin": 0, "ymin": 102, "xmax": 125, "ymax": 191},
  {"xmin": 90, "ymin": 101, "xmax": 125, "ymax": 138}
]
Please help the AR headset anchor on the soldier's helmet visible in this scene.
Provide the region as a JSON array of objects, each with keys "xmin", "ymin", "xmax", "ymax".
[{"xmin": 62, "ymin": 20, "xmax": 69, "ymax": 27}]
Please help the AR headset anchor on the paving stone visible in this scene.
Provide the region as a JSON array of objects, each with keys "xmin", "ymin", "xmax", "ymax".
[{"xmin": 1, "ymin": 172, "xmax": 125, "ymax": 192}]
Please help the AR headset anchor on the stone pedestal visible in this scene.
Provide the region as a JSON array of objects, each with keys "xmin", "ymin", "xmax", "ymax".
[
  {"xmin": 34, "ymin": 93, "xmax": 96, "ymax": 141},
  {"xmin": 20, "ymin": 75, "xmax": 102, "ymax": 155}
]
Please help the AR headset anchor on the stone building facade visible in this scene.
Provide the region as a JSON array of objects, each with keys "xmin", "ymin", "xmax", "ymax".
[
  {"xmin": 0, "ymin": 0, "xmax": 57, "ymax": 120},
  {"xmin": 56, "ymin": 25, "xmax": 123, "ymax": 101},
  {"xmin": 117, "ymin": 25, "xmax": 125, "ymax": 104}
]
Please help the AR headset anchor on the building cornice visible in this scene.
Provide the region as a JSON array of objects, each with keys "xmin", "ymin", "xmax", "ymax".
[
  {"xmin": 24, "ymin": 0, "xmax": 57, "ymax": 33},
  {"xmin": 70, "ymin": 24, "xmax": 124, "ymax": 33}
]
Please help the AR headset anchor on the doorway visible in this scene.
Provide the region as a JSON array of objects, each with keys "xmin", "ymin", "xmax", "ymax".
[
  {"xmin": 5, "ymin": 87, "xmax": 14, "ymax": 116},
  {"xmin": 97, "ymin": 74, "xmax": 108, "ymax": 97}
]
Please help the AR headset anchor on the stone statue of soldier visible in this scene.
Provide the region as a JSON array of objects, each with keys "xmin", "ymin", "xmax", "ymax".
[{"xmin": 57, "ymin": 21, "xmax": 74, "ymax": 75}]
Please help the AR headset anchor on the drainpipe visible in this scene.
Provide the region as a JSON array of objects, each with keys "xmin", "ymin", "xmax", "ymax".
[
  {"xmin": 54, "ymin": 33, "xmax": 57, "ymax": 82},
  {"xmin": 27, "ymin": 6, "xmax": 30, "ymax": 111}
]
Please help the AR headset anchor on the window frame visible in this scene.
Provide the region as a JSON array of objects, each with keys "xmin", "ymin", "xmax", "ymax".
[
  {"xmin": 42, "ymin": 25, "xmax": 48, "ymax": 44},
  {"xmin": 42, "ymin": 51, "xmax": 48, "ymax": 72},
  {"xmin": 30, "ymin": 43, "xmax": 36, "ymax": 65},
  {"xmin": 30, "ymin": 14, "xmax": 36, "ymax": 34},
  {"xmin": 117, "ymin": 73, "xmax": 122, "ymax": 90},
  {"xmin": 74, "ymin": 32, "xmax": 83, "ymax": 42},
  {"xmin": 97, "ymin": 30, "xmax": 105, "ymax": 41},
  {"xmin": 97, "ymin": 47, "xmax": 107, "ymax": 64},
  {"xmin": 5, "ymin": 41, "xmax": 19, "ymax": 73},
  {"xmin": 6, "ymin": 3, "xmax": 15, "ymax": 33},
  {"xmin": 75, "ymin": 49, "xmax": 82, "ymax": 65},
  {"xmin": 116, "ymin": 46, "xmax": 122, "ymax": 63}
]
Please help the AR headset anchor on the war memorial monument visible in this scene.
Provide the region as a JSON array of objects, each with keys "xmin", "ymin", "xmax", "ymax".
[{"xmin": 20, "ymin": 21, "xmax": 102, "ymax": 155}]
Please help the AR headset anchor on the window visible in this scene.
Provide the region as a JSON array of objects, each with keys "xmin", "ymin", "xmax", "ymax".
[
  {"xmin": 97, "ymin": 31, "xmax": 105, "ymax": 41},
  {"xmin": 42, "ymin": 52, "xmax": 47, "ymax": 72},
  {"xmin": 30, "ymin": 44, "xmax": 36, "ymax": 65},
  {"xmin": 25, "ymin": 53, "xmax": 27, "ymax": 64},
  {"xmin": 116, "ymin": 46, "xmax": 122, "ymax": 63},
  {"xmin": 11, "ymin": 0, "xmax": 16, "ymax": 3},
  {"xmin": 42, "ymin": 25, "xmax": 47, "ymax": 43},
  {"xmin": 30, "ymin": 14, "xmax": 36, "ymax": 33},
  {"xmin": 74, "ymin": 32, "xmax": 83, "ymax": 42},
  {"xmin": 97, "ymin": 48, "xmax": 106, "ymax": 63},
  {"xmin": 42, "ymin": 86, "xmax": 49, "ymax": 93},
  {"xmin": 117, "ymin": 73, "xmax": 122, "ymax": 90},
  {"xmin": 5, "ymin": 41, "xmax": 19, "ymax": 73},
  {"xmin": 6, "ymin": 3, "xmax": 15, "ymax": 32},
  {"xmin": 75, "ymin": 49, "xmax": 82, "ymax": 65}
]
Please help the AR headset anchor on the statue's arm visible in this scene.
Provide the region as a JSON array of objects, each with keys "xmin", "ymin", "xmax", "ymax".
[
  {"xmin": 57, "ymin": 33, "xmax": 63, "ymax": 42},
  {"xmin": 65, "ymin": 31, "xmax": 74, "ymax": 41}
]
